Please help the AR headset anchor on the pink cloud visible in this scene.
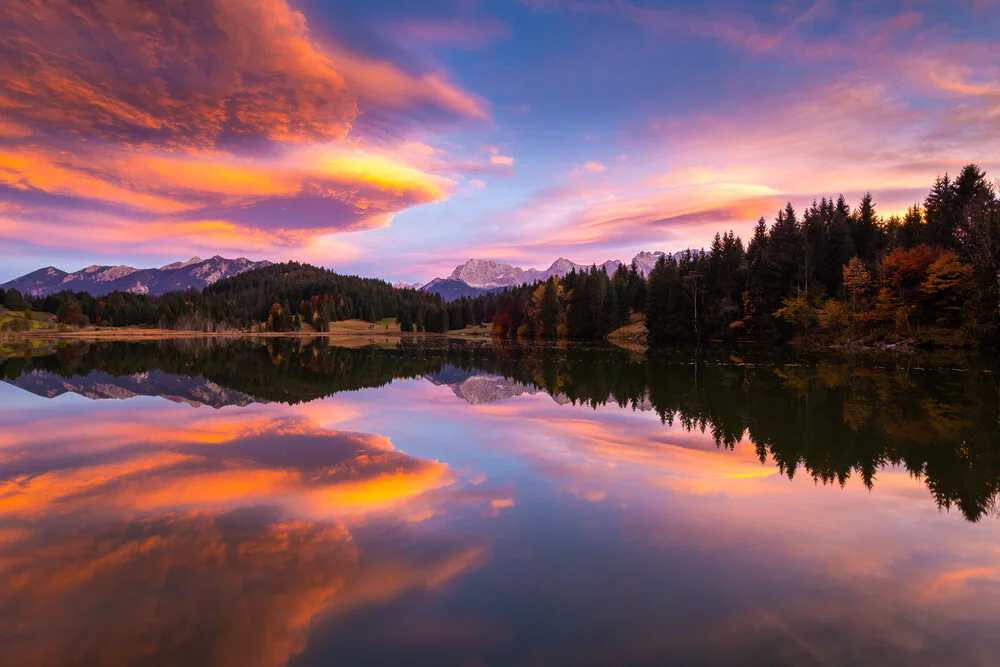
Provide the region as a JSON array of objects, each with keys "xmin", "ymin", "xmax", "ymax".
[
  {"xmin": 0, "ymin": 0, "xmax": 358, "ymax": 148},
  {"xmin": 0, "ymin": 0, "xmax": 495, "ymax": 259},
  {"xmin": 419, "ymin": 61, "xmax": 999, "ymax": 274}
]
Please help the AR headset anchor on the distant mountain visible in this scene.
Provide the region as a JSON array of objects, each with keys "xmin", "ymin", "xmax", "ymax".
[
  {"xmin": 2, "ymin": 255, "xmax": 272, "ymax": 297},
  {"xmin": 447, "ymin": 257, "xmax": 622, "ymax": 290},
  {"xmin": 630, "ymin": 251, "xmax": 666, "ymax": 275},
  {"xmin": 392, "ymin": 280, "xmax": 424, "ymax": 290},
  {"xmin": 420, "ymin": 251, "xmax": 693, "ymax": 300}
]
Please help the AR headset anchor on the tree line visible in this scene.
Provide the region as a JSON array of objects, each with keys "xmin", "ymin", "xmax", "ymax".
[
  {"xmin": 1, "ymin": 263, "xmax": 456, "ymax": 333},
  {"xmin": 3, "ymin": 164, "xmax": 997, "ymax": 345},
  {"xmin": 463, "ymin": 164, "xmax": 1000, "ymax": 347}
]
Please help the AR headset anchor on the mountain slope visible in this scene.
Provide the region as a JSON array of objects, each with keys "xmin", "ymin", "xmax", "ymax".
[{"xmin": 2, "ymin": 256, "xmax": 272, "ymax": 297}]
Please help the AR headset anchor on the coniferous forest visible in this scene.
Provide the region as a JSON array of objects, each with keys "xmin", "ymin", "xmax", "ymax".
[
  {"xmin": 3, "ymin": 164, "xmax": 999, "ymax": 348},
  {"xmin": 467, "ymin": 163, "xmax": 1000, "ymax": 347},
  {"xmin": 2, "ymin": 263, "xmax": 453, "ymax": 333}
]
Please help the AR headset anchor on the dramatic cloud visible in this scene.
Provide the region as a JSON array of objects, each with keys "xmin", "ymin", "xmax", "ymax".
[
  {"xmin": 0, "ymin": 0, "xmax": 489, "ymax": 260},
  {"xmin": 0, "ymin": 0, "xmax": 356, "ymax": 147},
  {"xmin": 1, "ymin": 0, "xmax": 997, "ymax": 279}
]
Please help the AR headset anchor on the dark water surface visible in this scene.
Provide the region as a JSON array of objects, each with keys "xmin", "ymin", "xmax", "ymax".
[{"xmin": 2, "ymin": 338, "xmax": 999, "ymax": 666}]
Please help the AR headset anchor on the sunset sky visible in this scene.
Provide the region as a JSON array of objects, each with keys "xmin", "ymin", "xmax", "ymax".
[{"xmin": 1, "ymin": 0, "xmax": 998, "ymax": 284}]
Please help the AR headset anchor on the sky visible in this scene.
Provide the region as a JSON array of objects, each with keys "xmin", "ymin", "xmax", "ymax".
[{"xmin": 1, "ymin": 0, "xmax": 998, "ymax": 284}]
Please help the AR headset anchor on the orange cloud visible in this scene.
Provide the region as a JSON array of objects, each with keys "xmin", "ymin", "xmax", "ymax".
[
  {"xmin": 0, "ymin": 139, "xmax": 456, "ymax": 253},
  {"xmin": 0, "ymin": 0, "xmax": 358, "ymax": 147},
  {"xmin": 0, "ymin": 0, "xmax": 489, "ymax": 257}
]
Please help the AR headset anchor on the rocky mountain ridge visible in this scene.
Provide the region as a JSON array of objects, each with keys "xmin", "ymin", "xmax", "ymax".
[
  {"xmin": 419, "ymin": 250, "xmax": 694, "ymax": 300},
  {"xmin": 2, "ymin": 255, "xmax": 272, "ymax": 297}
]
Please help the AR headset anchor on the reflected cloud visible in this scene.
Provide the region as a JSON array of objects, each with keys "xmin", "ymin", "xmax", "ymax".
[
  {"xmin": 0, "ymin": 395, "xmax": 495, "ymax": 666},
  {"xmin": 0, "ymin": 409, "xmax": 457, "ymax": 520},
  {"xmin": 0, "ymin": 510, "xmax": 487, "ymax": 667}
]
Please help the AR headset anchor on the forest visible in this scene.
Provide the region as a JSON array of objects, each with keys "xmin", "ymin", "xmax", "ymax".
[
  {"xmin": 3, "ymin": 164, "xmax": 998, "ymax": 347},
  {"xmin": 1, "ymin": 263, "xmax": 459, "ymax": 333},
  {"xmin": 464, "ymin": 163, "xmax": 1000, "ymax": 347}
]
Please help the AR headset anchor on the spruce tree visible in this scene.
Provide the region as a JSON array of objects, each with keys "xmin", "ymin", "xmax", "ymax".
[
  {"xmin": 851, "ymin": 192, "xmax": 879, "ymax": 263},
  {"xmin": 923, "ymin": 174, "xmax": 959, "ymax": 247}
]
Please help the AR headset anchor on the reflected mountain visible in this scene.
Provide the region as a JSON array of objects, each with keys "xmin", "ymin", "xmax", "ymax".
[
  {"xmin": 8, "ymin": 369, "xmax": 259, "ymax": 408},
  {"xmin": 2, "ymin": 338, "xmax": 999, "ymax": 521},
  {"xmin": 425, "ymin": 365, "xmax": 546, "ymax": 405}
]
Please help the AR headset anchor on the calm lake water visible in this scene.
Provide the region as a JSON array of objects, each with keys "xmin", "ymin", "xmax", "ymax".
[{"xmin": 2, "ymin": 338, "xmax": 999, "ymax": 666}]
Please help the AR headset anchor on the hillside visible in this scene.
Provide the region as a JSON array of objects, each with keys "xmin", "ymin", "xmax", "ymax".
[
  {"xmin": 2, "ymin": 262, "xmax": 454, "ymax": 333},
  {"xmin": 0, "ymin": 308, "xmax": 63, "ymax": 333}
]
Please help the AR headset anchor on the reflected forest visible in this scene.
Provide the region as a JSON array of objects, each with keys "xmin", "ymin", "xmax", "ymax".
[{"xmin": 4, "ymin": 338, "xmax": 999, "ymax": 522}]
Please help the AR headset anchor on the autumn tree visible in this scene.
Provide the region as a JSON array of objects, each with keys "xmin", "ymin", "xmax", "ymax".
[
  {"xmin": 842, "ymin": 257, "xmax": 872, "ymax": 317},
  {"xmin": 920, "ymin": 251, "xmax": 973, "ymax": 320}
]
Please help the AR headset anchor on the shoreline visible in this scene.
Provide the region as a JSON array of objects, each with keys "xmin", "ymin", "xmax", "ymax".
[{"xmin": 0, "ymin": 328, "xmax": 493, "ymax": 342}]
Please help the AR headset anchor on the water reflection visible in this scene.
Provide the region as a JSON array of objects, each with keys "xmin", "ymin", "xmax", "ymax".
[
  {"xmin": 0, "ymin": 390, "xmax": 504, "ymax": 666},
  {"xmin": 4, "ymin": 339, "xmax": 999, "ymax": 521},
  {"xmin": 2, "ymin": 339, "xmax": 1000, "ymax": 665}
]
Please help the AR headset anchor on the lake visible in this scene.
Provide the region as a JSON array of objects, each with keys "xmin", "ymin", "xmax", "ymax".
[{"xmin": 1, "ymin": 338, "xmax": 999, "ymax": 666}]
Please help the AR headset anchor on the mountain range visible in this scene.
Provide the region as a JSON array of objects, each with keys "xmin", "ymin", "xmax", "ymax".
[
  {"xmin": 2, "ymin": 256, "xmax": 272, "ymax": 297},
  {"xmin": 3, "ymin": 250, "xmax": 692, "ymax": 302},
  {"xmin": 416, "ymin": 251, "xmax": 686, "ymax": 300}
]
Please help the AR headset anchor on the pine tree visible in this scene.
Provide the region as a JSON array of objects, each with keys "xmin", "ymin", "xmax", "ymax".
[
  {"xmin": 760, "ymin": 204, "xmax": 803, "ymax": 310},
  {"xmin": 899, "ymin": 205, "xmax": 923, "ymax": 248},
  {"xmin": 399, "ymin": 308, "xmax": 414, "ymax": 332},
  {"xmin": 825, "ymin": 195, "xmax": 856, "ymax": 294},
  {"xmin": 540, "ymin": 279, "xmax": 560, "ymax": 338},
  {"xmin": 923, "ymin": 174, "xmax": 958, "ymax": 247},
  {"xmin": 645, "ymin": 255, "xmax": 677, "ymax": 343},
  {"xmin": 5, "ymin": 288, "xmax": 26, "ymax": 311},
  {"xmin": 851, "ymin": 192, "xmax": 880, "ymax": 263}
]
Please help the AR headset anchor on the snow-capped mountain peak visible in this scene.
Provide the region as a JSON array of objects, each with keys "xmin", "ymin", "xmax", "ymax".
[{"xmin": 421, "ymin": 250, "xmax": 677, "ymax": 300}]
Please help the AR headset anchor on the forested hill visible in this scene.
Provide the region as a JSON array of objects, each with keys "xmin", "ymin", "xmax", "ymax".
[
  {"xmin": 200, "ymin": 262, "xmax": 436, "ymax": 331},
  {"xmin": 1, "ymin": 262, "xmax": 449, "ymax": 332}
]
